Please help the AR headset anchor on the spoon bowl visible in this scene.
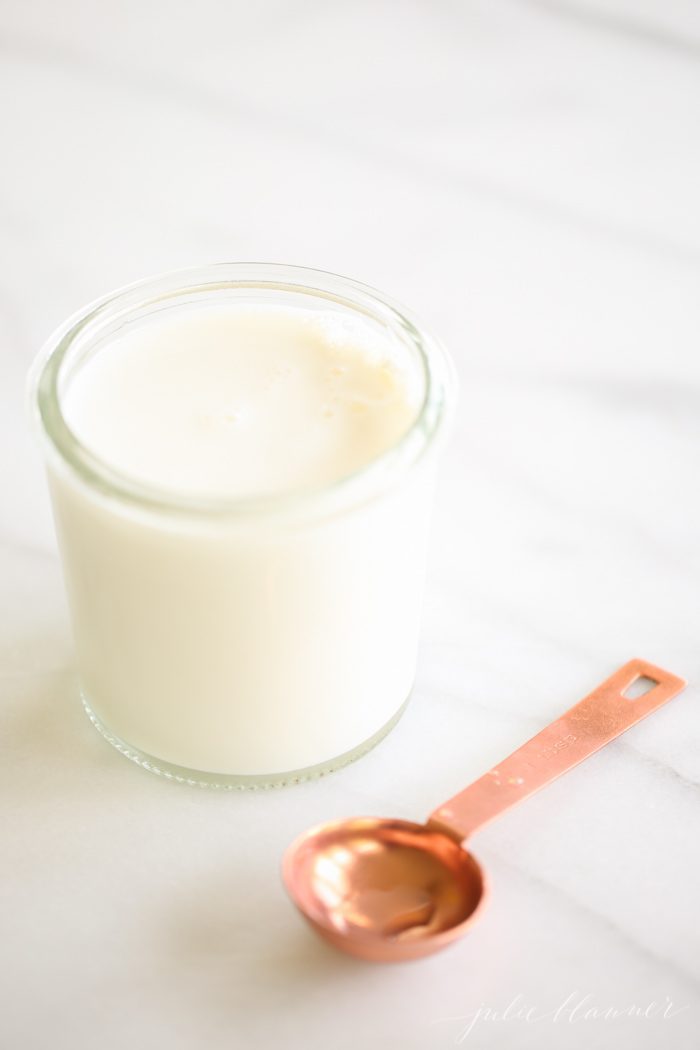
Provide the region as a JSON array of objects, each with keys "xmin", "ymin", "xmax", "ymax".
[{"xmin": 283, "ymin": 816, "xmax": 487, "ymax": 961}]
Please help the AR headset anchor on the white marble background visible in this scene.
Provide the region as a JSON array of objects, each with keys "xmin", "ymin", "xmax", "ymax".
[{"xmin": 1, "ymin": 2, "xmax": 699, "ymax": 1048}]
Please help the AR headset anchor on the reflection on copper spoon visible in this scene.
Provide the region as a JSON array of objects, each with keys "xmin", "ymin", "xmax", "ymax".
[{"xmin": 283, "ymin": 659, "xmax": 686, "ymax": 962}]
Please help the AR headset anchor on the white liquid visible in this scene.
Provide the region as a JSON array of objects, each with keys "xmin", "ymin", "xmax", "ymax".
[
  {"xmin": 64, "ymin": 307, "xmax": 419, "ymax": 497},
  {"xmin": 49, "ymin": 305, "xmax": 436, "ymax": 776}
]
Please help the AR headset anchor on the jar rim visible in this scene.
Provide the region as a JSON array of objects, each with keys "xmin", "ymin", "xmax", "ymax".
[{"xmin": 28, "ymin": 263, "xmax": 457, "ymax": 520}]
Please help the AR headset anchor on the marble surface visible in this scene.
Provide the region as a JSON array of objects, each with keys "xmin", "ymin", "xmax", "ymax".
[{"xmin": 1, "ymin": 1, "xmax": 699, "ymax": 1047}]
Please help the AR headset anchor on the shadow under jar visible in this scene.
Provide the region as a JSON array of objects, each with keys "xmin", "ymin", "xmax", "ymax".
[{"xmin": 28, "ymin": 264, "xmax": 457, "ymax": 787}]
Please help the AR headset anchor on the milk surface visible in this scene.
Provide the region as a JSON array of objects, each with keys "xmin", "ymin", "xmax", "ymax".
[
  {"xmin": 50, "ymin": 304, "xmax": 435, "ymax": 778},
  {"xmin": 64, "ymin": 307, "xmax": 417, "ymax": 497}
]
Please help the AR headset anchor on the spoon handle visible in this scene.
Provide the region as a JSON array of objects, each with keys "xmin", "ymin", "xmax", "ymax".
[{"xmin": 428, "ymin": 659, "xmax": 686, "ymax": 844}]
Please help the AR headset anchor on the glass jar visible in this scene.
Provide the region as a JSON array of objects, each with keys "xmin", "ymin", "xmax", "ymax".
[{"xmin": 28, "ymin": 264, "xmax": 457, "ymax": 787}]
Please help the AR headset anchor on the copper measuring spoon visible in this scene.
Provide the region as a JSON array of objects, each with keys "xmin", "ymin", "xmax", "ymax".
[{"xmin": 283, "ymin": 659, "xmax": 686, "ymax": 962}]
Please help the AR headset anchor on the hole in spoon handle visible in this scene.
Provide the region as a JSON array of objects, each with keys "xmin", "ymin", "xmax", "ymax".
[{"xmin": 428, "ymin": 659, "xmax": 687, "ymax": 844}]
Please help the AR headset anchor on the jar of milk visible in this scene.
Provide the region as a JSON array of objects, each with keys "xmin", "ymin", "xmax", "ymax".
[{"xmin": 28, "ymin": 264, "xmax": 457, "ymax": 786}]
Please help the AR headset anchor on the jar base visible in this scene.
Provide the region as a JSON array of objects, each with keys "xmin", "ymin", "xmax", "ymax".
[{"xmin": 81, "ymin": 692, "xmax": 411, "ymax": 789}]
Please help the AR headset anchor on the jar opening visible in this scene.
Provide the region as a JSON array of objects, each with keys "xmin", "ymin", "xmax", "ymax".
[{"xmin": 29, "ymin": 263, "xmax": 456, "ymax": 520}]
